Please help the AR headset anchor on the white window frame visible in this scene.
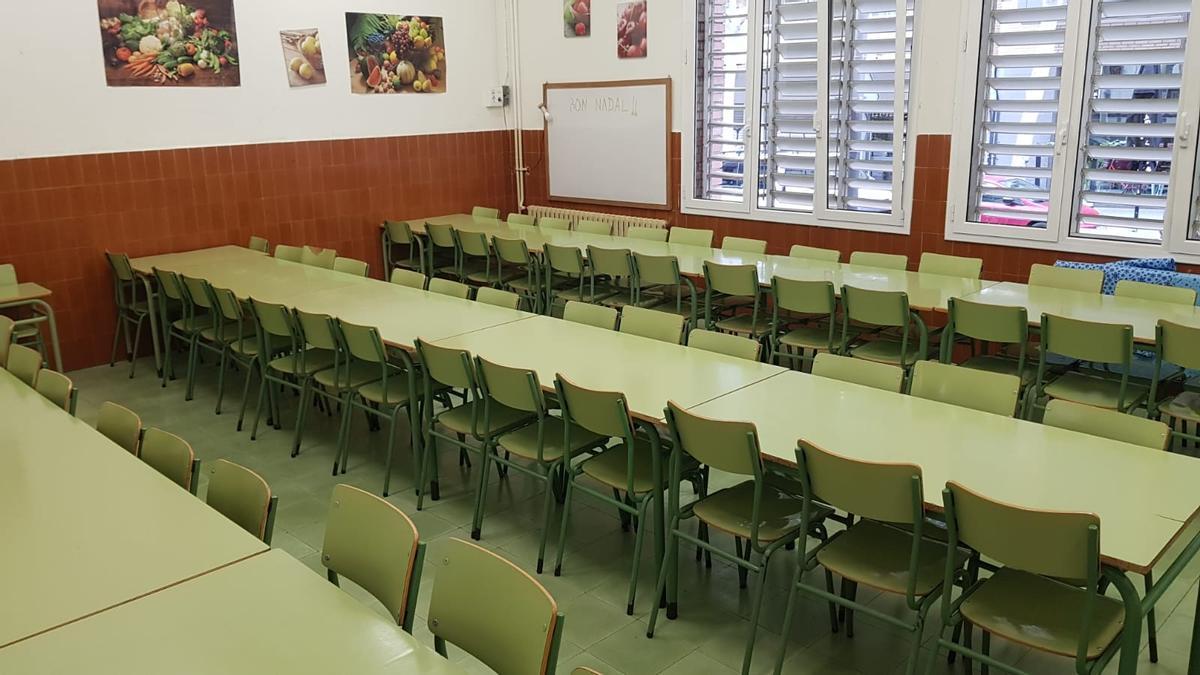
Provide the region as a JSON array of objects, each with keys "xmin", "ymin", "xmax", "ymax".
[
  {"xmin": 946, "ymin": 0, "xmax": 1200, "ymax": 263},
  {"xmin": 682, "ymin": 0, "xmax": 917, "ymax": 234}
]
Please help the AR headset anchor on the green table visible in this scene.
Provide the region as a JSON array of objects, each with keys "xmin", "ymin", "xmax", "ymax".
[
  {"xmin": 0, "ymin": 281, "xmax": 63, "ymax": 372},
  {"xmin": 0, "ymin": 368, "xmax": 268, "ymax": 649},
  {"xmin": 686, "ymin": 369, "xmax": 1200, "ymax": 674},
  {"xmin": 0, "ymin": 550, "xmax": 463, "ymax": 673},
  {"xmin": 962, "ymin": 281, "xmax": 1200, "ymax": 344}
]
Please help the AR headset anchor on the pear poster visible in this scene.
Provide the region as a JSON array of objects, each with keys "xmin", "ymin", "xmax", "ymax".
[
  {"xmin": 280, "ymin": 29, "xmax": 326, "ymax": 87},
  {"xmin": 345, "ymin": 13, "xmax": 447, "ymax": 94}
]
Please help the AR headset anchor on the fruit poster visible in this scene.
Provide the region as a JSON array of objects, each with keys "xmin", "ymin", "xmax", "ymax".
[
  {"xmin": 280, "ymin": 29, "xmax": 325, "ymax": 87},
  {"xmin": 617, "ymin": 0, "xmax": 647, "ymax": 58},
  {"xmin": 97, "ymin": 0, "xmax": 239, "ymax": 86},
  {"xmin": 346, "ymin": 13, "xmax": 446, "ymax": 94},
  {"xmin": 563, "ymin": 0, "xmax": 591, "ymax": 37}
]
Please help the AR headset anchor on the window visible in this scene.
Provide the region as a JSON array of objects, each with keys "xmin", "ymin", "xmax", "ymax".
[
  {"xmin": 686, "ymin": 0, "xmax": 915, "ymax": 231},
  {"xmin": 950, "ymin": 0, "xmax": 1200, "ymax": 260}
]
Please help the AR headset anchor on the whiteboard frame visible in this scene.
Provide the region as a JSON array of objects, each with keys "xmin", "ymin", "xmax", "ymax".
[{"xmin": 542, "ymin": 78, "xmax": 673, "ymax": 211}]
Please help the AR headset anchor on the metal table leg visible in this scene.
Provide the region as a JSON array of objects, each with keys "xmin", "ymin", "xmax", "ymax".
[
  {"xmin": 30, "ymin": 299, "xmax": 63, "ymax": 372},
  {"xmin": 138, "ymin": 274, "xmax": 163, "ymax": 375}
]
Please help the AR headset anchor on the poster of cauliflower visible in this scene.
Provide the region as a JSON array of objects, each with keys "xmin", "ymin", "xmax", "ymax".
[
  {"xmin": 97, "ymin": 0, "xmax": 239, "ymax": 86},
  {"xmin": 346, "ymin": 13, "xmax": 446, "ymax": 94}
]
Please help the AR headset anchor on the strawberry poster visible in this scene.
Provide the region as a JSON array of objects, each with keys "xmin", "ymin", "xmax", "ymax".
[
  {"xmin": 563, "ymin": 0, "xmax": 591, "ymax": 37},
  {"xmin": 346, "ymin": 13, "xmax": 446, "ymax": 94}
]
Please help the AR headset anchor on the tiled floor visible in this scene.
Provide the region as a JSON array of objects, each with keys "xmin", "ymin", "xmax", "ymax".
[{"xmin": 71, "ymin": 356, "xmax": 1200, "ymax": 674}]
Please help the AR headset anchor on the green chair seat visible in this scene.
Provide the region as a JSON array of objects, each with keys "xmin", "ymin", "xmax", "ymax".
[
  {"xmin": 961, "ymin": 354, "xmax": 1036, "ymax": 384},
  {"xmin": 466, "ymin": 268, "xmax": 522, "ymax": 285},
  {"xmin": 692, "ymin": 480, "xmax": 815, "ymax": 542},
  {"xmin": 506, "ymin": 277, "xmax": 540, "ymax": 293},
  {"xmin": 846, "ymin": 338, "xmax": 925, "ymax": 366},
  {"xmin": 228, "ymin": 337, "xmax": 260, "ymax": 358},
  {"xmin": 816, "ymin": 520, "xmax": 949, "ymax": 597},
  {"xmin": 268, "ymin": 348, "xmax": 335, "ymax": 376},
  {"xmin": 13, "ymin": 323, "xmax": 43, "ymax": 339},
  {"xmin": 960, "ymin": 567, "xmax": 1125, "ymax": 660},
  {"xmin": 1158, "ymin": 390, "xmax": 1200, "ymax": 423},
  {"xmin": 357, "ymin": 378, "xmax": 414, "ymax": 407},
  {"xmin": 172, "ymin": 315, "xmax": 211, "ymax": 332},
  {"xmin": 580, "ymin": 440, "xmax": 663, "ymax": 494},
  {"xmin": 436, "ymin": 400, "xmax": 535, "ymax": 437},
  {"xmin": 715, "ymin": 314, "xmax": 772, "ymax": 336},
  {"xmin": 779, "ymin": 324, "xmax": 835, "ymax": 351},
  {"xmin": 1043, "ymin": 372, "xmax": 1148, "ymax": 410},
  {"xmin": 497, "ymin": 417, "xmax": 605, "ymax": 462},
  {"xmin": 199, "ymin": 324, "xmax": 255, "ymax": 343},
  {"xmin": 314, "ymin": 361, "xmax": 383, "ymax": 392}
]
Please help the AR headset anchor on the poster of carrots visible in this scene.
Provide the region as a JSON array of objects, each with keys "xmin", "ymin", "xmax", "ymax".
[
  {"xmin": 97, "ymin": 0, "xmax": 239, "ymax": 86},
  {"xmin": 345, "ymin": 13, "xmax": 447, "ymax": 94}
]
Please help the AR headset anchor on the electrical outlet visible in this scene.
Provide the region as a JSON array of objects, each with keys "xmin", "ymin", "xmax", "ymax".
[{"xmin": 486, "ymin": 86, "xmax": 509, "ymax": 108}]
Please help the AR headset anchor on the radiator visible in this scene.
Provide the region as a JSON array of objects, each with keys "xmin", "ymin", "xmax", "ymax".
[{"xmin": 526, "ymin": 205, "xmax": 668, "ymax": 237}]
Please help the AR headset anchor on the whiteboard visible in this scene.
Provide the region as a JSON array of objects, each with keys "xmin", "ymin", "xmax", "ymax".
[{"xmin": 543, "ymin": 78, "xmax": 671, "ymax": 210}]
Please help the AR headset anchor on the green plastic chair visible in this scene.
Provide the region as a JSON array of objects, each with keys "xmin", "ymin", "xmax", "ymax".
[
  {"xmin": 587, "ymin": 246, "xmax": 637, "ymax": 307},
  {"xmin": 297, "ymin": 311, "xmax": 382, "ymax": 462},
  {"xmin": 647, "ymin": 403, "xmax": 816, "ymax": 673},
  {"xmin": 105, "ymin": 251, "xmax": 151, "ymax": 378},
  {"xmin": 152, "ymin": 267, "xmax": 209, "ymax": 389},
  {"xmin": 507, "ymin": 213, "xmax": 536, "ymax": 226},
  {"xmin": 563, "ymin": 301, "xmax": 618, "ymax": 330},
  {"xmin": 703, "ymin": 262, "xmax": 771, "ymax": 338},
  {"xmin": 918, "ymin": 252, "xmax": 983, "ymax": 279},
  {"xmin": 618, "ymin": 305, "xmax": 685, "ymax": 344},
  {"xmin": 472, "ymin": 206, "xmax": 500, "ymax": 220},
  {"xmin": 554, "ymin": 374, "xmax": 666, "ymax": 615},
  {"xmin": 1028, "ymin": 264, "xmax": 1103, "ymax": 293},
  {"xmin": 631, "ymin": 253, "xmax": 698, "ymax": 328},
  {"xmin": 300, "ymin": 246, "xmax": 337, "ymax": 269},
  {"xmin": 473, "ymin": 357, "xmax": 605, "ymax": 572},
  {"xmin": 35, "ymin": 369, "xmax": 76, "ymax": 415},
  {"xmin": 0, "ymin": 315, "xmax": 13, "ymax": 368},
  {"xmin": 390, "ymin": 267, "xmax": 427, "ymax": 290},
  {"xmin": 840, "ymin": 285, "xmax": 928, "ymax": 378},
  {"xmin": 546, "ymin": 244, "xmax": 599, "ymax": 312},
  {"xmin": 929, "ymin": 481, "xmax": 1134, "ymax": 674},
  {"xmin": 668, "ymin": 226, "xmax": 714, "ymax": 247},
  {"xmin": 322, "ymin": 484, "xmax": 425, "ymax": 633},
  {"xmin": 248, "ymin": 236, "xmax": 269, "ymax": 253},
  {"xmin": 811, "ymin": 352, "xmax": 904, "ymax": 392},
  {"xmin": 333, "ymin": 257, "xmax": 370, "ymax": 277},
  {"xmin": 789, "ymin": 244, "xmax": 841, "ymax": 263},
  {"xmin": 206, "ymin": 458, "xmax": 277, "ymax": 544},
  {"xmin": 540, "ymin": 216, "xmax": 571, "ymax": 231},
  {"xmin": 910, "ymin": 360, "xmax": 1021, "ymax": 417},
  {"xmin": 179, "ymin": 275, "xmax": 227, "ymax": 402},
  {"xmin": 1149, "ymin": 320, "xmax": 1200, "ymax": 449},
  {"xmin": 381, "ymin": 220, "xmax": 425, "ymax": 276},
  {"xmin": 940, "ymin": 297, "xmax": 1034, "ymax": 416},
  {"xmin": 6, "ymin": 343, "xmax": 41, "ymax": 388},
  {"xmin": 476, "ymin": 286, "xmax": 522, "ymax": 310},
  {"xmin": 777, "ymin": 441, "xmax": 953, "ymax": 675},
  {"xmin": 577, "ymin": 219, "xmax": 611, "ymax": 235},
  {"xmin": 428, "ymin": 538, "xmax": 564, "ymax": 674},
  {"xmin": 97, "ymin": 400, "xmax": 142, "ymax": 455},
  {"xmin": 0, "ymin": 264, "xmax": 49, "ymax": 360},
  {"xmin": 140, "ymin": 427, "xmax": 200, "ymax": 494},
  {"xmin": 274, "ymin": 244, "xmax": 303, "ymax": 262},
  {"xmin": 413, "ymin": 339, "xmax": 535, "ymax": 508},
  {"xmin": 207, "ymin": 287, "xmax": 264, "ymax": 429},
  {"xmin": 849, "ymin": 251, "xmax": 908, "ymax": 270},
  {"xmin": 335, "ymin": 320, "xmax": 418, "ymax": 497},
  {"xmin": 494, "ymin": 237, "xmax": 544, "ymax": 314},
  {"xmin": 429, "ymin": 278, "xmax": 473, "ymax": 299},
  {"xmin": 425, "ymin": 222, "xmax": 460, "ymax": 279},
  {"xmin": 455, "ymin": 229, "xmax": 504, "ymax": 286},
  {"xmin": 1115, "ymin": 279, "xmax": 1197, "ymax": 305},
  {"xmin": 248, "ymin": 299, "xmax": 334, "ymax": 444},
  {"xmin": 688, "ymin": 328, "xmax": 761, "ymax": 361},
  {"xmin": 722, "ymin": 236, "xmax": 767, "ymax": 254},
  {"xmin": 1032, "ymin": 313, "xmax": 1146, "ymax": 414},
  {"xmin": 627, "ymin": 226, "xmax": 668, "ymax": 242},
  {"xmin": 769, "ymin": 277, "xmax": 837, "ymax": 370}
]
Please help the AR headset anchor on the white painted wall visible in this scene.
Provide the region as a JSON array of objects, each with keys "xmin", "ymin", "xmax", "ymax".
[
  {"xmin": 0, "ymin": 0, "xmax": 509, "ymax": 160},
  {"xmin": 511, "ymin": 0, "xmax": 964, "ymax": 135}
]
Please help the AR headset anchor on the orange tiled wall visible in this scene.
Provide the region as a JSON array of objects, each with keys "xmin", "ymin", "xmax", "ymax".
[
  {"xmin": 522, "ymin": 130, "xmax": 1197, "ymax": 281},
  {"xmin": 0, "ymin": 131, "xmax": 517, "ymax": 370}
]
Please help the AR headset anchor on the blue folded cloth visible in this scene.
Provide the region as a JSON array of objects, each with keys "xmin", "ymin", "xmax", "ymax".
[{"xmin": 1055, "ymin": 258, "xmax": 1199, "ymax": 303}]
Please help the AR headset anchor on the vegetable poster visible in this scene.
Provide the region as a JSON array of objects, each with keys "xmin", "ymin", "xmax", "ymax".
[
  {"xmin": 97, "ymin": 0, "xmax": 239, "ymax": 86},
  {"xmin": 346, "ymin": 14, "xmax": 446, "ymax": 94},
  {"xmin": 280, "ymin": 29, "xmax": 326, "ymax": 87}
]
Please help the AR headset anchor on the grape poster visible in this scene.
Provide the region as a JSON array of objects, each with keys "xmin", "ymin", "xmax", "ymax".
[
  {"xmin": 563, "ymin": 0, "xmax": 591, "ymax": 37},
  {"xmin": 346, "ymin": 13, "xmax": 447, "ymax": 94},
  {"xmin": 616, "ymin": 1, "xmax": 647, "ymax": 58}
]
